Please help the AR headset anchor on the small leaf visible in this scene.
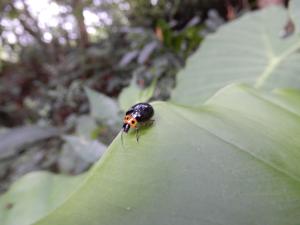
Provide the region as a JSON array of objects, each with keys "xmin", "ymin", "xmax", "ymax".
[
  {"xmin": 119, "ymin": 50, "xmax": 139, "ymax": 67},
  {"xmin": 75, "ymin": 116, "xmax": 98, "ymax": 140},
  {"xmin": 118, "ymin": 77, "xmax": 157, "ymax": 111},
  {"xmin": 63, "ymin": 135, "xmax": 106, "ymax": 163},
  {"xmin": 84, "ymin": 87, "xmax": 120, "ymax": 125},
  {"xmin": 0, "ymin": 126, "xmax": 60, "ymax": 159},
  {"xmin": 137, "ymin": 41, "xmax": 158, "ymax": 64},
  {"xmin": 289, "ymin": 0, "xmax": 300, "ymax": 33}
]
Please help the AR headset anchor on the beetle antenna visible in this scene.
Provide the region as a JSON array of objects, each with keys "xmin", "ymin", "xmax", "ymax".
[{"xmin": 121, "ymin": 130, "xmax": 125, "ymax": 149}]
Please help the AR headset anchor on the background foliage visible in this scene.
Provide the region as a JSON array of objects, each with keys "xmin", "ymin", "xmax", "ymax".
[
  {"xmin": 1, "ymin": 0, "xmax": 299, "ymax": 224},
  {"xmin": 0, "ymin": 0, "xmax": 238, "ymax": 191}
]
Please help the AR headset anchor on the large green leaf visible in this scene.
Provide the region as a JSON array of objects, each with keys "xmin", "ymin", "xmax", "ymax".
[
  {"xmin": 25, "ymin": 84, "xmax": 300, "ymax": 225},
  {"xmin": 0, "ymin": 172, "xmax": 85, "ymax": 225},
  {"xmin": 171, "ymin": 6, "xmax": 300, "ymax": 106}
]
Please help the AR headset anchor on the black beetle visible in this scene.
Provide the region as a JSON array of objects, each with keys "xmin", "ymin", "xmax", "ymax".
[{"xmin": 122, "ymin": 102, "xmax": 154, "ymax": 142}]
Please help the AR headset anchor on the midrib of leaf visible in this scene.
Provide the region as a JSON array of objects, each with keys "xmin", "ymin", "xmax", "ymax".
[
  {"xmin": 255, "ymin": 34, "xmax": 300, "ymax": 88},
  {"xmin": 168, "ymin": 102, "xmax": 300, "ymax": 185}
]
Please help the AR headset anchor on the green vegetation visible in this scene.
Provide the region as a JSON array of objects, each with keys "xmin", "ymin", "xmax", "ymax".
[
  {"xmin": 1, "ymin": 0, "xmax": 300, "ymax": 224},
  {"xmin": 0, "ymin": 0, "xmax": 300, "ymax": 225}
]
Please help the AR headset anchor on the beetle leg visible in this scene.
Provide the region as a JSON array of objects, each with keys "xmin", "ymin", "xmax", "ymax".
[
  {"xmin": 136, "ymin": 128, "xmax": 140, "ymax": 143},
  {"xmin": 149, "ymin": 119, "xmax": 155, "ymax": 126},
  {"xmin": 139, "ymin": 119, "xmax": 154, "ymax": 127}
]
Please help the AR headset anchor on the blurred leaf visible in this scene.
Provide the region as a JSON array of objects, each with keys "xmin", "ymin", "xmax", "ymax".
[
  {"xmin": 0, "ymin": 126, "xmax": 60, "ymax": 159},
  {"xmin": 84, "ymin": 87, "xmax": 120, "ymax": 125},
  {"xmin": 75, "ymin": 115, "xmax": 98, "ymax": 140},
  {"xmin": 182, "ymin": 26, "xmax": 203, "ymax": 54},
  {"xmin": 289, "ymin": 0, "xmax": 300, "ymax": 33},
  {"xmin": 0, "ymin": 171, "xmax": 86, "ymax": 225},
  {"xmin": 58, "ymin": 143, "xmax": 91, "ymax": 174},
  {"xmin": 60, "ymin": 116, "xmax": 101, "ymax": 174},
  {"xmin": 172, "ymin": 6, "xmax": 300, "ymax": 106},
  {"xmin": 63, "ymin": 135, "xmax": 106, "ymax": 163},
  {"xmin": 118, "ymin": 77, "xmax": 157, "ymax": 111},
  {"xmin": 156, "ymin": 19, "xmax": 202, "ymax": 56},
  {"xmin": 137, "ymin": 41, "xmax": 158, "ymax": 64},
  {"xmin": 86, "ymin": 47, "xmax": 109, "ymax": 58},
  {"xmin": 119, "ymin": 50, "xmax": 139, "ymax": 67},
  {"xmin": 28, "ymin": 84, "xmax": 300, "ymax": 225},
  {"xmin": 157, "ymin": 19, "xmax": 172, "ymax": 47},
  {"xmin": 7, "ymin": 8, "xmax": 19, "ymax": 19}
]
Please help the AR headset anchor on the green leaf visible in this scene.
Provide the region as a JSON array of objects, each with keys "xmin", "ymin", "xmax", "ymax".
[
  {"xmin": 31, "ymin": 84, "xmax": 300, "ymax": 225},
  {"xmin": 0, "ymin": 126, "xmax": 60, "ymax": 159},
  {"xmin": 118, "ymin": 77, "xmax": 157, "ymax": 111},
  {"xmin": 63, "ymin": 135, "xmax": 106, "ymax": 163},
  {"xmin": 0, "ymin": 172, "xmax": 86, "ymax": 225},
  {"xmin": 289, "ymin": 0, "xmax": 300, "ymax": 33},
  {"xmin": 84, "ymin": 87, "xmax": 120, "ymax": 125},
  {"xmin": 269, "ymin": 88, "xmax": 300, "ymax": 115},
  {"xmin": 172, "ymin": 6, "xmax": 300, "ymax": 106},
  {"xmin": 75, "ymin": 116, "xmax": 98, "ymax": 139},
  {"xmin": 3, "ymin": 6, "xmax": 300, "ymax": 225}
]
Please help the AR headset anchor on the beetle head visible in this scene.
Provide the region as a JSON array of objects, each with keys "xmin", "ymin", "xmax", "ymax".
[{"xmin": 122, "ymin": 123, "xmax": 130, "ymax": 133}]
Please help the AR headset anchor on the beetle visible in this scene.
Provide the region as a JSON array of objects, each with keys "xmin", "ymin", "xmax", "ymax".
[{"xmin": 121, "ymin": 102, "xmax": 154, "ymax": 143}]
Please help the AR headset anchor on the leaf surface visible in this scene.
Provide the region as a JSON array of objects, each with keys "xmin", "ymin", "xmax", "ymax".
[
  {"xmin": 172, "ymin": 6, "xmax": 300, "ymax": 105},
  {"xmin": 31, "ymin": 84, "xmax": 300, "ymax": 225},
  {"xmin": 0, "ymin": 172, "xmax": 86, "ymax": 225}
]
